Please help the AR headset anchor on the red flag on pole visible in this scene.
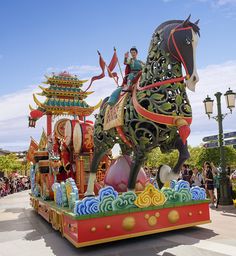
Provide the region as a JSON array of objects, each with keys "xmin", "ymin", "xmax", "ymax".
[
  {"xmin": 85, "ymin": 51, "xmax": 105, "ymax": 92},
  {"xmin": 107, "ymin": 49, "xmax": 118, "ymax": 81}
]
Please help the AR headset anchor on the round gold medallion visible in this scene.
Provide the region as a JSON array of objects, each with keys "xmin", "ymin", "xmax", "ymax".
[
  {"xmin": 148, "ymin": 216, "xmax": 157, "ymax": 226},
  {"xmin": 106, "ymin": 224, "xmax": 111, "ymax": 230},
  {"xmin": 91, "ymin": 227, "xmax": 96, "ymax": 232},
  {"xmin": 168, "ymin": 210, "xmax": 180, "ymax": 224},
  {"xmin": 122, "ymin": 217, "xmax": 136, "ymax": 231}
]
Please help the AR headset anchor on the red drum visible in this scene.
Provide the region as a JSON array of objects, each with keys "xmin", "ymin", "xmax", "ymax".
[
  {"xmin": 64, "ymin": 119, "xmax": 94, "ymax": 153},
  {"xmin": 54, "ymin": 118, "xmax": 69, "ymax": 139},
  {"xmin": 73, "ymin": 122, "xmax": 82, "ymax": 154},
  {"xmin": 64, "ymin": 120, "xmax": 79, "ymax": 147},
  {"xmin": 80, "ymin": 121, "xmax": 94, "ymax": 153}
]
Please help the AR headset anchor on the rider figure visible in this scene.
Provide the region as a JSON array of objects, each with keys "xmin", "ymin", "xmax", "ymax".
[
  {"xmin": 107, "ymin": 47, "xmax": 144, "ymax": 106},
  {"xmin": 123, "ymin": 47, "xmax": 144, "ymax": 90}
]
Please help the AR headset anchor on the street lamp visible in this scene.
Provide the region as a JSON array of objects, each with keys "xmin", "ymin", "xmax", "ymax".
[
  {"xmin": 224, "ymin": 88, "xmax": 236, "ymax": 113},
  {"xmin": 203, "ymin": 88, "xmax": 236, "ymax": 205}
]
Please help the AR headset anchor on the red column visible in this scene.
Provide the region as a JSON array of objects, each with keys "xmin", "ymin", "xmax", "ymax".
[{"xmin": 47, "ymin": 114, "xmax": 52, "ymax": 137}]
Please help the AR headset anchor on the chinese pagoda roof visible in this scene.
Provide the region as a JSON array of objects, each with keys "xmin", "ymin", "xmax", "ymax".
[
  {"xmin": 36, "ymin": 85, "xmax": 93, "ymax": 99},
  {"xmin": 44, "ymin": 71, "xmax": 88, "ymax": 86},
  {"xmin": 32, "ymin": 94, "xmax": 102, "ymax": 116}
]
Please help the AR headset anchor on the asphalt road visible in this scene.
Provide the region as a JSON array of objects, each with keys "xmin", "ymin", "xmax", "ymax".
[{"xmin": 0, "ymin": 190, "xmax": 236, "ymax": 256}]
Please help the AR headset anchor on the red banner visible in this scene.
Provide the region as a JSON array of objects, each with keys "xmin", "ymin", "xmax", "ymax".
[
  {"xmin": 85, "ymin": 52, "xmax": 105, "ymax": 91},
  {"xmin": 26, "ymin": 137, "xmax": 39, "ymax": 163},
  {"xmin": 107, "ymin": 50, "xmax": 118, "ymax": 81}
]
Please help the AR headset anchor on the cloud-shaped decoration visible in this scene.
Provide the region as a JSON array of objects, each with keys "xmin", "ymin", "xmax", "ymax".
[
  {"xmin": 190, "ymin": 186, "xmax": 206, "ymax": 200},
  {"xmin": 174, "ymin": 180, "xmax": 190, "ymax": 191},
  {"xmin": 112, "ymin": 191, "xmax": 137, "ymax": 211},
  {"xmin": 61, "ymin": 182, "xmax": 68, "ymax": 207},
  {"xmin": 178, "ymin": 188, "xmax": 192, "ymax": 202},
  {"xmin": 99, "ymin": 195, "xmax": 116, "ymax": 212},
  {"xmin": 162, "ymin": 187, "xmax": 192, "ymax": 203},
  {"xmin": 65, "ymin": 178, "xmax": 79, "ymax": 205},
  {"xmin": 56, "ymin": 186, "xmax": 63, "ymax": 206},
  {"xmin": 75, "ymin": 197, "xmax": 100, "ymax": 215},
  {"xmin": 134, "ymin": 184, "xmax": 166, "ymax": 208},
  {"xmin": 33, "ymin": 184, "xmax": 40, "ymax": 197},
  {"xmin": 161, "ymin": 188, "xmax": 182, "ymax": 202},
  {"xmin": 170, "ymin": 180, "xmax": 177, "ymax": 189},
  {"xmin": 98, "ymin": 186, "xmax": 118, "ymax": 201}
]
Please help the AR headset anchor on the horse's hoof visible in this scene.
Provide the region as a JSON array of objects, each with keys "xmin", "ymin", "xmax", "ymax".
[{"xmin": 156, "ymin": 165, "xmax": 165, "ymax": 189}]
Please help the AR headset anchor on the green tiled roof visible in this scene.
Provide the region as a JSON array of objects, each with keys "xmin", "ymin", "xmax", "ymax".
[{"xmin": 44, "ymin": 98, "xmax": 89, "ymax": 108}]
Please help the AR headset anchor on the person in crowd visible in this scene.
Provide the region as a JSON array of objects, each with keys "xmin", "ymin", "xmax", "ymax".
[
  {"xmin": 179, "ymin": 164, "xmax": 192, "ymax": 184},
  {"xmin": 190, "ymin": 167, "xmax": 204, "ymax": 188},
  {"xmin": 204, "ymin": 162, "xmax": 215, "ymax": 207}
]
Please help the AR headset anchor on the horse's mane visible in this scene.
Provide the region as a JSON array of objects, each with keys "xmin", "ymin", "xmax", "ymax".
[{"xmin": 156, "ymin": 19, "xmax": 200, "ymax": 36}]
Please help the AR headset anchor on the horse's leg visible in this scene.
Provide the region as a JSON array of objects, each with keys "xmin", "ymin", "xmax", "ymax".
[
  {"xmin": 128, "ymin": 150, "xmax": 146, "ymax": 190},
  {"xmin": 85, "ymin": 144, "xmax": 111, "ymax": 196},
  {"xmin": 156, "ymin": 136, "xmax": 190, "ymax": 189}
]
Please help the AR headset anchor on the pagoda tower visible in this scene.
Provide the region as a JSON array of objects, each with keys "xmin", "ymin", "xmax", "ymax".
[
  {"xmin": 29, "ymin": 71, "xmax": 102, "ymax": 137},
  {"xmin": 28, "ymin": 71, "xmax": 103, "ymax": 194}
]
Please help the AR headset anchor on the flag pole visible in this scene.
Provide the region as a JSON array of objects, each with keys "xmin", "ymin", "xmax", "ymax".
[
  {"xmin": 98, "ymin": 50, "xmax": 120, "ymax": 87},
  {"xmin": 114, "ymin": 47, "xmax": 124, "ymax": 80}
]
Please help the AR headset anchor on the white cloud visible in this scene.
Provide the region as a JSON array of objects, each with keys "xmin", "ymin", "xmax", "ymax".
[
  {"xmin": 1, "ymin": 61, "xmax": 236, "ymax": 151},
  {"xmin": 215, "ymin": 0, "xmax": 236, "ymax": 6},
  {"xmin": 46, "ymin": 65, "xmax": 100, "ymax": 76}
]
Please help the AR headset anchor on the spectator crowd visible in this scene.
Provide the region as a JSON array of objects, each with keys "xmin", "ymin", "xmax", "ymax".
[
  {"xmin": 0, "ymin": 175, "xmax": 30, "ymax": 198},
  {"xmin": 144, "ymin": 162, "xmax": 236, "ymax": 208}
]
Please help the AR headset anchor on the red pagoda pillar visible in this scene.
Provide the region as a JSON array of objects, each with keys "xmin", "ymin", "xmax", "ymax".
[{"xmin": 47, "ymin": 114, "xmax": 52, "ymax": 137}]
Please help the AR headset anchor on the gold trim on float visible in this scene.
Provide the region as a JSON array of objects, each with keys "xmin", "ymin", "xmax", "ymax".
[
  {"xmin": 33, "ymin": 94, "xmax": 43, "ymax": 107},
  {"xmin": 29, "ymin": 104, "xmax": 35, "ymax": 111},
  {"xmin": 37, "ymin": 85, "xmax": 94, "ymax": 97},
  {"xmin": 63, "ymin": 220, "xmax": 211, "ymax": 248}
]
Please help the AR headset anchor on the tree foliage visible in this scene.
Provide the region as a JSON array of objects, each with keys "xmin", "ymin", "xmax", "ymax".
[
  {"xmin": 146, "ymin": 145, "xmax": 236, "ymax": 169},
  {"xmin": 0, "ymin": 154, "xmax": 23, "ymax": 173}
]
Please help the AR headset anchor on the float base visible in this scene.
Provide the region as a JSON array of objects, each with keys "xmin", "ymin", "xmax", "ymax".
[{"xmin": 30, "ymin": 194, "xmax": 211, "ymax": 247}]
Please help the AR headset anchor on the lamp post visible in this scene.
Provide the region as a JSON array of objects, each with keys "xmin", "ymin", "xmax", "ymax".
[{"xmin": 203, "ymin": 88, "xmax": 236, "ymax": 205}]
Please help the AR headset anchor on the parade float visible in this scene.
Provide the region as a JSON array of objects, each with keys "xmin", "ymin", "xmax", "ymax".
[{"xmin": 28, "ymin": 17, "xmax": 211, "ymax": 248}]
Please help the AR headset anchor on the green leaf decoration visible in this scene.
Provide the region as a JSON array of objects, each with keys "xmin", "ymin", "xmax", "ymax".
[
  {"xmin": 161, "ymin": 102, "xmax": 172, "ymax": 111},
  {"xmin": 137, "ymin": 92, "xmax": 146, "ymax": 100},
  {"xmin": 176, "ymin": 95, "xmax": 183, "ymax": 106},
  {"xmin": 161, "ymin": 84, "xmax": 171, "ymax": 90},
  {"xmin": 171, "ymin": 84, "xmax": 179, "ymax": 90},
  {"xmin": 151, "ymin": 93, "xmax": 164, "ymax": 100},
  {"xmin": 185, "ymin": 105, "xmax": 192, "ymax": 113},
  {"xmin": 179, "ymin": 83, "xmax": 186, "ymax": 91}
]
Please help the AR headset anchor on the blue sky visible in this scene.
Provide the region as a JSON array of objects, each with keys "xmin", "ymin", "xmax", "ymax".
[{"xmin": 0, "ymin": 0, "xmax": 236, "ymax": 151}]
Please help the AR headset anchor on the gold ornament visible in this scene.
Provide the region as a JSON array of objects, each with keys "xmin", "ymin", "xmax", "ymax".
[
  {"xmin": 134, "ymin": 184, "xmax": 166, "ymax": 208},
  {"xmin": 106, "ymin": 225, "xmax": 111, "ymax": 230},
  {"xmin": 91, "ymin": 227, "xmax": 96, "ymax": 232},
  {"xmin": 175, "ymin": 117, "xmax": 188, "ymax": 128},
  {"xmin": 148, "ymin": 216, "xmax": 157, "ymax": 226},
  {"xmin": 168, "ymin": 210, "xmax": 180, "ymax": 224},
  {"xmin": 122, "ymin": 217, "xmax": 136, "ymax": 231}
]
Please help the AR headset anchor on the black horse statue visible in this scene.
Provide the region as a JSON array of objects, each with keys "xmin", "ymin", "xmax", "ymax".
[{"xmin": 85, "ymin": 16, "xmax": 200, "ymax": 196}]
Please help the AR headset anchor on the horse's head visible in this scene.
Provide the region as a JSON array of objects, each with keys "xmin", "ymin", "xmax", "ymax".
[{"xmin": 161, "ymin": 16, "xmax": 200, "ymax": 91}]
